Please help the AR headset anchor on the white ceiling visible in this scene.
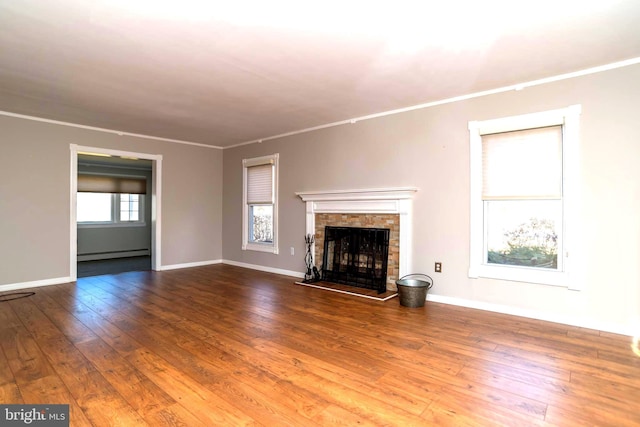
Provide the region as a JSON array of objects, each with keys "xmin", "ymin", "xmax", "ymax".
[{"xmin": 1, "ymin": 0, "xmax": 640, "ymax": 148}]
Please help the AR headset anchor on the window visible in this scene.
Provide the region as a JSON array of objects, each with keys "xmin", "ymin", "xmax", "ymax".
[
  {"xmin": 469, "ymin": 105, "xmax": 580, "ymax": 287},
  {"xmin": 242, "ymin": 154, "xmax": 279, "ymax": 253},
  {"xmin": 120, "ymin": 194, "xmax": 140, "ymax": 221},
  {"xmin": 77, "ymin": 173, "xmax": 146, "ymax": 227},
  {"xmin": 77, "ymin": 192, "xmax": 113, "ymax": 222},
  {"xmin": 77, "ymin": 193, "xmax": 145, "ymax": 226}
]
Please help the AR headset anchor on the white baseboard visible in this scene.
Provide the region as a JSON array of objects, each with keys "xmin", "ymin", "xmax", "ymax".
[
  {"xmin": 158, "ymin": 259, "xmax": 223, "ymax": 271},
  {"xmin": 158, "ymin": 258, "xmax": 304, "ymax": 279},
  {"xmin": 222, "ymin": 259, "xmax": 305, "ymax": 279},
  {"xmin": 427, "ymin": 293, "xmax": 635, "ymax": 337},
  {"xmin": 4, "ymin": 267, "xmax": 631, "ymax": 337},
  {"xmin": 0, "ymin": 276, "xmax": 72, "ymax": 292}
]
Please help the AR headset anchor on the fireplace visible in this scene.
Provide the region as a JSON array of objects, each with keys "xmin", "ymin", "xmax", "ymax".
[
  {"xmin": 296, "ymin": 187, "xmax": 418, "ymax": 293},
  {"xmin": 315, "ymin": 213, "xmax": 399, "ymax": 289},
  {"xmin": 322, "ymin": 226, "xmax": 390, "ymax": 293}
]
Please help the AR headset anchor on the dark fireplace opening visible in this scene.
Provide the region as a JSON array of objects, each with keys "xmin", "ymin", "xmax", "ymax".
[{"xmin": 321, "ymin": 226, "xmax": 390, "ymax": 293}]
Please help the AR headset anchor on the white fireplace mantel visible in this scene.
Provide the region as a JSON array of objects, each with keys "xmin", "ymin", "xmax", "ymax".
[{"xmin": 296, "ymin": 187, "xmax": 418, "ymax": 277}]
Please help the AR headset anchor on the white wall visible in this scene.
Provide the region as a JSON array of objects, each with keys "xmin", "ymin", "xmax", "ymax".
[{"xmin": 223, "ymin": 63, "xmax": 640, "ymax": 335}]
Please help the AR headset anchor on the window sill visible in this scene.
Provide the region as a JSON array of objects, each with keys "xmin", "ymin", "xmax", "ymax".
[
  {"xmin": 242, "ymin": 242, "xmax": 279, "ymax": 254},
  {"xmin": 78, "ymin": 222, "xmax": 147, "ymax": 229},
  {"xmin": 469, "ymin": 264, "xmax": 568, "ymax": 287}
]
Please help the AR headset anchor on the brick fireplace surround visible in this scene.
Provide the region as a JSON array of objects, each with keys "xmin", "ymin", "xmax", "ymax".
[{"xmin": 296, "ymin": 188, "xmax": 418, "ymax": 292}]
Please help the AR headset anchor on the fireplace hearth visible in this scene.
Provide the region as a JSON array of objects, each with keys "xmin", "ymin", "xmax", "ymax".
[{"xmin": 321, "ymin": 226, "xmax": 390, "ymax": 294}]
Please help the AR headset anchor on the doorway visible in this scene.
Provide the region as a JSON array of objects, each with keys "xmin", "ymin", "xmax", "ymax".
[{"xmin": 70, "ymin": 145, "xmax": 162, "ymax": 280}]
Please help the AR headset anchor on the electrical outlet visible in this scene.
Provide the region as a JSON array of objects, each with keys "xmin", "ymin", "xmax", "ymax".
[
  {"xmin": 290, "ymin": 247, "xmax": 295, "ymax": 256},
  {"xmin": 435, "ymin": 262, "xmax": 442, "ymax": 273}
]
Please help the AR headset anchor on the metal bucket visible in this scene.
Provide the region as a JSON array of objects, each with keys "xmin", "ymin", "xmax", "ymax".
[{"xmin": 395, "ymin": 274, "xmax": 433, "ymax": 308}]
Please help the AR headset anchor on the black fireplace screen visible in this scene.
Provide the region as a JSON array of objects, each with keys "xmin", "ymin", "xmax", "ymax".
[{"xmin": 321, "ymin": 226, "xmax": 390, "ymax": 293}]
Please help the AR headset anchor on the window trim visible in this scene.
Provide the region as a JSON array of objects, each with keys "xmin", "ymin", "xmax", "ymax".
[
  {"xmin": 242, "ymin": 153, "xmax": 279, "ymax": 254},
  {"xmin": 468, "ymin": 105, "xmax": 581, "ymax": 288}
]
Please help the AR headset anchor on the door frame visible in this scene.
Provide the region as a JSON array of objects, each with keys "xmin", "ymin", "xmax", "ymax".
[{"xmin": 70, "ymin": 144, "xmax": 163, "ymax": 280}]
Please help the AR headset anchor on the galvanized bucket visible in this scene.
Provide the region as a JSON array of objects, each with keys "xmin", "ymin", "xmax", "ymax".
[{"xmin": 395, "ymin": 274, "xmax": 433, "ymax": 308}]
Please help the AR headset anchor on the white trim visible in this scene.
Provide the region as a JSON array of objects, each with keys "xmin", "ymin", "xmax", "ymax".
[
  {"xmin": 468, "ymin": 127, "xmax": 482, "ymax": 279},
  {"xmin": 242, "ymin": 153, "xmax": 279, "ymax": 254},
  {"xmin": 426, "ymin": 293, "xmax": 635, "ymax": 337},
  {"xmin": 244, "ymin": 242, "xmax": 278, "ymax": 253},
  {"xmin": 243, "ymin": 154, "xmax": 277, "ymax": 168},
  {"xmin": 2, "ymin": 268, "xmax": 631, "ymax": 336},
  {"xmin": 468, "ymin": 105, "xmax": 581, "ymax": 288},
  {"xmin": 223, "ymin": 259, "xmax": 305, "ymax": 279},
  {"xmin": 158, "ymin": 259, "xmax": 222, "ymax": 271},
  {"xmin": 152, "ymin": 157, "xmax": 162, "ymax": 271},
  {"xmin": 1, "ymin": 110, "xmax": 222, "ymax": 149},
  {"xmin": 297, "ymin": 187, "xmax": 417, "ymax": 277},
  {"xmin": 562, "ymin": 106, "xmax": 583, "ymax": 291},
  {"xmin": 0, "ymin": 277, "xmax": 72, "ymax": 292},
  {"xmin": 296, "ymin": 187, "xmax": 418, "ymax": 202},
  {"xmin": 309, "ymin": 200, "xmax": 403, "ymax": 214},
  {"xmin": 70, "ymin": 148, "xmax": 78, "ymax": 281},
  {"xmin": 470, "ymin": 107, "xmax": 567, "ymax": 135},
  {"xmin": 3, "ymin": 58, "xmax": 637, "ymax": 151},
  {"xmin": 70, "ymin": 145, "xmax": 163, "ymax": 279},
  {"xmin": 295, "ymin": 281, "xmax": 398, "ymax": 301},
  {"xmin": 226, "ymin": 57, "xmax": 640, "ymax": 149}
]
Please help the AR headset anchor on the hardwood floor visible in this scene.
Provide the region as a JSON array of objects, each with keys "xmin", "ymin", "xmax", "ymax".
[
  {"xmin": 77, "ymin": 256, "xmax": 151, "ymax": 278},
  {"xmin": 1, "ymin": 264, "xmax": 639, "ymax": 426}
]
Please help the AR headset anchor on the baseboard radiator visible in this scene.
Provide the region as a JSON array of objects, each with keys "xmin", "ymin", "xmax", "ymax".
[{"xmin": 77, "ymin": 248, "xmax": 150, "ymax": 262}]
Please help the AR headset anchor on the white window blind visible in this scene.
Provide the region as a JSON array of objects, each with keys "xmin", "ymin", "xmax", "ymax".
[
  {"xmin": 247, "ymin": 164, "xmax": 273, "ymax": 204},
  {"xmin": 482, "ymin": 125, "xmax": 562, "ymax": 200}
]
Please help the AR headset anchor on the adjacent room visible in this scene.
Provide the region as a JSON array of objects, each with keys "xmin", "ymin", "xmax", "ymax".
[
  {"xmin": 76, "ymin": 153, "xmax": 153, "ymax": 277},
  {"xmin": 1, "ymin": 0, "xmax": 639, "ymax": 425}
]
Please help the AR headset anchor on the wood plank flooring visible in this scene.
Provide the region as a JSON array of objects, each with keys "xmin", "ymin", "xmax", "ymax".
[
  {"xmin": 1, "ymin": 264, "xmax": 639, "ymax": 426},
  {"xmin": 77, "ymin": 256, "xmax": 151, "ymax": 278}
]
